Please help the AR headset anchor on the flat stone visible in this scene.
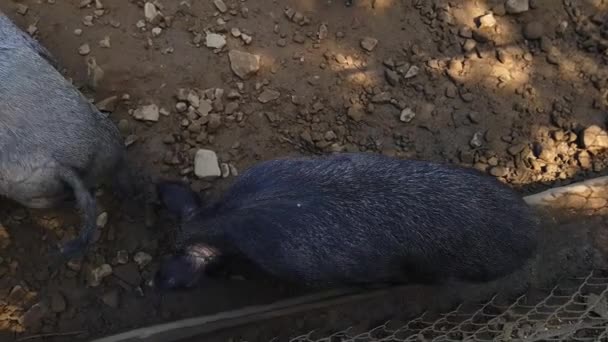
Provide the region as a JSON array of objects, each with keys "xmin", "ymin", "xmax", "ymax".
[
  {"xmin": 505, "ymin": 0, "xmax": 529, "ymax": 14},
  {"xmin": 213, "ymin": 0, "xmax": 227, "ymax": 13},
  {"xmin": 96, "ymin": 96, "xmax": 118, "ymax": 112},
  {"xmin": 206, "ymin": 33, "xmax": 226, "ymax": 49},
  {"xmin": 583, "ymin": 125, "xmax": 608, "ymax": 150},
  {"xmin": 133, "ymin": 252, "xmax": 152, "ymax": 269},
  {"xmin": 347, "ymin": 105, "xmax": 364, "ymax": 122},
  {"xmin": 228, "ymin": 50, "xmax": 261, "ymax": 80},
  {"xmin": 400, "ymin": 108, "xmax": 416, "ymax": 123},
  {"xmin": 144, "ymin": 2, "xmax": 160, "ymax": 23},
  {"xmin": 87, "ymin": 264, "xmax": 113, "ymax": 287},
  {"xmin": 258, "ymin": 88, "xmax": 280, "ymax": 103},
  {"xmin": 194, "ymin": 149, "xmax": 221, "ymax": 178},
  {"xmin": 478, "ymin": 13, "xmax": 496, "ymax": 28},
  {"xmin": 360, "ymin": 37, "xmax": 378, "ymax": 52},
  {"xmin": 133, "ymin": 104, "xmax": 160, "ymax": 122},
  {"xmin": 490, "ymin": 166, "xmax": 509, "ymax": 177}
]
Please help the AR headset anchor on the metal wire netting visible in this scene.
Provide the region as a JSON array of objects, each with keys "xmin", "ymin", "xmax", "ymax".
[{"xmin": 288, "ymin": 270, "xmax": 608, "ymax": 342}]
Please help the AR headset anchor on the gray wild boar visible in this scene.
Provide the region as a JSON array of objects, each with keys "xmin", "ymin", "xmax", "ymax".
[
  {"xmin": 0, "ymin": 11, "xmax": 136, "ymax": 259},
  {"xmin": 154, "ymin": 152, "xmax": 539, "ymax": 290}
]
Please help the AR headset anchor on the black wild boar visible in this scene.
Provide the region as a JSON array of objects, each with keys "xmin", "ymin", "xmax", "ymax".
[{"xmin": 154, "ymin": 153, "xmax": 539, "ymax": 290}]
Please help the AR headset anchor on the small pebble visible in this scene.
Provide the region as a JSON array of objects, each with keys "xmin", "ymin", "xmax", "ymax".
[{"xmin": 78, "ymin": 44, "xmax": 91, "ymax": 55}]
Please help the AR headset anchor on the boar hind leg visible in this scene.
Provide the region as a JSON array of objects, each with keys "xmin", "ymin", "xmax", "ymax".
[{"xmin": 55, "ymin": 166, "xmax": 97, "ymax": 259}]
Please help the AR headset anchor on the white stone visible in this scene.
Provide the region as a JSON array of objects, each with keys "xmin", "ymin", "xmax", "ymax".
[
  {"xmin": 133, "ymin": 104, "xmax": 159, "ymax": 122},
  {"xmin": 194, "ymin": 149, "xmax": 221, "ymax": 178},
  {"xmin": 206, "ymin": 33, "xmax": 226, "ymax": 49},
  {"xmin": 400, "ymin": 108, "xmax": 416, "ymax": 123}
]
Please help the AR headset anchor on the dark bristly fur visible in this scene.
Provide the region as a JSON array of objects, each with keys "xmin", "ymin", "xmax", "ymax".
[
  {"xmin": 155, "ymin": 153, "xmax": 539, "ymax": 290},
  {"xmin": 0, "ymin": 10, "xmax": 139, "ymax": 259}
]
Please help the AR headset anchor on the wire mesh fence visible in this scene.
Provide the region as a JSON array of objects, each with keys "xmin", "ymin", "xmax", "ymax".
[{"xmin": 289, "ymin": 270, "xmax": 608, "ymax": 342}]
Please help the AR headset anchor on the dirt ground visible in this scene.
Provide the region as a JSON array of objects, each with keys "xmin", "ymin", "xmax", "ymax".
[{"xmin": 1, "ymin": 0, "xmax": 608, "ymax": 340}]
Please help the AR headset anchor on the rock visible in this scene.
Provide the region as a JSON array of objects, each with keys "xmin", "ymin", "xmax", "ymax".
[
  {"xmin": 490, "ymin": 166, "xmax": 509, "ymax": 177},
  {"xmin": 7, "ymin": 285, "xmax": 27, "ymax": 305},
  {"xmin": 99, "ymin": 36, "xmax": 111, "ymax": 48},
  {"xmin": 96, "ymin": 96, "xmax": 118, "ymax": 112},
  {"xmin": 0, "ymin": 223, "xmax": 10, "ymax": 249},
  {"xmin": 113, "ymin": 263, "xmax": 141, "ymax": 286},
  {"xmin": 385, "ymin": 69, "xmax": 399, "ymax": 86},
  {"xmin": 101, "ymin": 290, "xmax": 120, "ymax": 308},
  {"xmin": 208, "ymin": 114, "xmax": 221, "ymax": 132},
  {"xmin": 400, "ymin": 108, "xmax": 415, "ymax": 123},
  {"xmin": 87, "ymin": 264, "xmax": 113, "ymax": 287},
  {"xmin": 258, "ymin": 88, "xmax": 281, "ymax": 103},
  {"xmin": 186, "ymin": 91, "xmax": 200, "ymax": 108},
  {"xmin": 462, "ymin": 39, "xmax": 477, "ymax": 52},
  {"xmin": 133, "ymin": 252, "xmax": 152, "ymax": 269},
  {"xmin": 459, "ymin": 26, "xmax": 473, "ymax": 38},
  {"xmin": 144, "ymin": 2, "xmax": 160, "ymax": 23},
  {"xmin": 582, "ymin": 125, "xmax": 608, "ymax": 150},
  {"xmin": 478, "ymin": 13, "xmax": 496, "ymax": 28},
  {"xmin": 505, "ymin": 0, "xmax": 529, "ymax": 14},
  {"xmin": 228, "ymin": 50, "xmax": 261, "ymax": 80},
  {"xmin": 213, "ymin": 0, "xmax": 227, "ymax": 13},
  {"xmin": 492, "ymin": 3, "xmax": 506, "ymax": 16},
  {"xmin": 538, "ymin": 143, "xmax": 556, "ymax": 162},
  {"xmin": 470, "ymin": 131, "xmax": 484, "ymax": 148},
  {"xmin": 403, "ymin": 65, "xmax": 420, "ymax": 79},
  {"xmin": 16, "ymin": 4, "xmax": 29, "ymax": 15},
  {"xmin": 175, "ymin": 102, "xmax": 188, "ymax": 113},
  {"xmin": 194, "ymin": 149, "xmax": 221, "ymax": 178},
  {"xmin": 86, "ymin": 57, "xmax": 104, "ymax": 90},
  {"xmin": 318, "ymin": 23, "xmax": 328, "ymax": 40},
  {"xmin": 21, "ymin": 303, "xmax": 48, "ymax": 329},
  {"xmin": 347, "ymin": 104, "xmax": 365, "ymax": 122},
  {"xmin": 78, "ymin": 44, "xmax": 91, "ymax": 56},
  {"xmin": 50, "ymin": 292, "xmax": 67, "ymax": 313},
  {"xmin": 198, "ymin": 100, "xmax": 213, "ymax": 116},
  {"xmin": 360, "ymin": 37, "xmax": 378, "ymax": 52},
  {"xmin": 221, "ymin": 163, "xmax": 230, "ymax": 178},
  {"xmin": 496, "ymin": 48, "xmax": 510, "ymax": 63},
  {"xmin": 206, "ymin": 33, "xmax": 226, "ymax": 49},
  {"xmin": 292, "ymin": 32, "xmax": 306, "ymax": 44},
  {"xmin": 577, "ymin": 151, "xmax": 592, "ymax": 169},
  {"xmin": 371, "ymin": 92, "xmax": 391, "ymax": 103},
  {"xmin": 116, "ymin": 250, "xmax": 129, "ymax": 264},
  {"xmin": 523, "ymin": 21, "xmax": 543, "ymax": 40},
  {"xmin": 151, "ymin": 27, "xmax": 162, "ymax": 37},
  {"xmin": 133, "ymin": 104, "xmax": 160, "ymax": 122},
  {"xmin": 96, "ymin": 212, "xmax": 108, "ymax": 228},
  {"xmin": 508, "ymin": 144, "xmax": 526, "ymax": 155}
]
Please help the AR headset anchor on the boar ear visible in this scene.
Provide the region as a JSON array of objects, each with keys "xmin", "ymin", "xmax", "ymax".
[{"xmin": 156, "ymin": 181, "xmax": 201, "ymax": 220}]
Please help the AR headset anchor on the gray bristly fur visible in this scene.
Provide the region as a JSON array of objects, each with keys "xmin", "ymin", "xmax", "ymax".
[
  {"xmin": 155, "ymin": 152, "xmax": 539, "ymax": 290},
  {"xmin": 0, "ymin": 10, "xmax": 138, "ymax": 260},
  {"xmin": 0, "ymin": 11, "xmax": 56, "ymax": 67}
]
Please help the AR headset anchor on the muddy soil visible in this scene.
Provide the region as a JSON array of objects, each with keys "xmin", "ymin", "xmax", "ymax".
[{"xmin": 1, "ymin": 0, "xmax": 608, "ymax": 340}]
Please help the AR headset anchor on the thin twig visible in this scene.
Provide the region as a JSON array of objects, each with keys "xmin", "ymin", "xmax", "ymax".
[{"xmin": 16, "ymin": 330, "xmax": 85, "ymax": 341}]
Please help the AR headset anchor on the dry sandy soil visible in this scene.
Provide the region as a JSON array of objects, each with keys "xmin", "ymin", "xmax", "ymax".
[{"xmin": 1, "ymin": 0, "xmax": 608, "ymax": 340}]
